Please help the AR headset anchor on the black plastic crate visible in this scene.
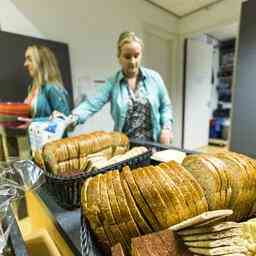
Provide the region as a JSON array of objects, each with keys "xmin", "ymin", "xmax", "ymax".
[{"xmin": 43, "ymin": 149, "xmax": 152, "ymax": 210}]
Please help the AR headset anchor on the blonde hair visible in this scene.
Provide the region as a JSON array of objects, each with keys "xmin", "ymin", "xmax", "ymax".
[
  {"xmin": 27, "ymin": 45, "xmax": 63, "ymax": 88},
  {"xmin": 117, "ymin": 31, "xmax": 144, "ymax": 57}
]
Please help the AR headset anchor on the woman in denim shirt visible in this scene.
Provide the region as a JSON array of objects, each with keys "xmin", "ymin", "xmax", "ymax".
[
  {"xmin": 23, "ymin": 45, "xmax": 70, "ymax": 121},
  {"xmin": 72, "ymin": 32, "xmax": 173, "ymax": 144}
]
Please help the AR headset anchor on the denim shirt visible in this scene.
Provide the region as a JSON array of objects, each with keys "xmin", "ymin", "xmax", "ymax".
[
  {"xmin": 31, "ymin": 83, "xmax": 70, "ymax": 121},
  {"xmin": 72, "ymin": 67, "xmax": 173, "ymax": 141}
]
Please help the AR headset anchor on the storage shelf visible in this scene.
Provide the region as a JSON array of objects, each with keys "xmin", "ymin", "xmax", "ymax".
[{"xmin": 208, "ymin": 138, "xmax": 228, "ymax": 147}]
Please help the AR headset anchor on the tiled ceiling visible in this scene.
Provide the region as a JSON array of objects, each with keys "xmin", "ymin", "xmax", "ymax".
[{"xmin": 145, "ymin": 0, "xmax": 226, "ymax": 18}]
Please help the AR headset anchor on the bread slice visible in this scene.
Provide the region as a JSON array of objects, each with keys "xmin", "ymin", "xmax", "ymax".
[
  {"xmin": 107, "ymin": 171, "xmax": 130, "ymax": 251},
  {"xmin": 158, "ymin": 163, "xmax": 194, "ymax": 220},
  {"xmin": 177, "ymin": 222, "xmax": 240, "ymax": 236},
  {"xmin": 230, "ymin": 153, "xmax": 256, "ymax": 219},
  {"xmin": 111, "ymin": 243, "xmax": 125, "ymax": 256},
  {"xmin": 167, "ymin": 161, "xmax": 208, "ymax": 215},
  {"xmin": 121, "ymin": 178, "xmax": 152, "ymax": 234},
  {"xmin": 216, "ymin": 153, "xmax": 248, "ymax": 221},
  {"xmin": 166, "ymin": 161, "xmax": 208, "ymax": 216},
  {"xmin": 143, "ymin": 232, "xmax": 171, "ymax": 255},
  {"xmin": 100, "ymin": 173, "xmax": 123, "ymax": 246},
  {"xmin": 132, "ymin": 167, "xmax": 172, "ymax": 229},
  {"xmin": 121, "ymin": 166, "xmax": 160, "ymax": 231},
  {"xmin": 145, "ymin": 165, "xmax": 180, "ymax": 224},
  {"xmin": 81, "ymin": 176, "xmax": 111, "ymax": 251},
  {"xmin": 131, "ymin": 236, "xmax": 153, "ymax": 256},
  {"xmin": 202, "ymin": 155, "xmax": 230, "ymax": 209},
  {"xmin": 170, "ymin": 210, "xmax": 233, "ymax": 231},
  {"xmin": 182, "ymin": 155, "xmax": 221, "ymax": 211},
  {"xmin": 112, "ymin": 170, "xmax": 140, "ymax": 240}
]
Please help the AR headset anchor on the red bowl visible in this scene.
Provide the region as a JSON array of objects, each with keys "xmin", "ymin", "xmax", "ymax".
[{"xmin": 0, "ymin": 103, "xmax": 31, "ymax": 117}]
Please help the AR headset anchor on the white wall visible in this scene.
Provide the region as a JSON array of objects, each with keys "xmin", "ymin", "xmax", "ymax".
[
  {"xmin": 10, "ymin": 0, "xmax": 179, "ymax": 137},
  {"xmin": 0, "ymin": 0, "xmax": 43, "ymax": 38},
  {"xmin": 179, "ymin": 0, "xmax": 242, "ymax": 36},
  {"xmin": 3, "ymin": 0, "xmax": 244, "ymax": 147}
]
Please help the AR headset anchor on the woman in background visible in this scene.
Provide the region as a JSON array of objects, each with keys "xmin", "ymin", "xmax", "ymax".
[
  {"xmin": 64, "ymin": 32, "xmax": 173, "ymax": 144},
  {"xmin": 24, "ymin": 45, "xmax": 70, "ymax": 121}
]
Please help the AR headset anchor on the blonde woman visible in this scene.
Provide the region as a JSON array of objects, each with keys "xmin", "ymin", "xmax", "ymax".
[
  {"xmin": 72, "ymin": 32, "xmax": 174, "ymax": 144},
  {"xmin": 24, "ymin": 45, "xmax": 70, "ymax": 121}
]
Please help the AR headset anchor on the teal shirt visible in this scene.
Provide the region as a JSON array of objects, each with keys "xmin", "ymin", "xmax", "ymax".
[
  {"xmin": 73, "ymin": 67, "xmax": 173, "ymax": 142},
  {"xmin": 32, "ymin": 84, "xmax": 70, "ymax": 121}
]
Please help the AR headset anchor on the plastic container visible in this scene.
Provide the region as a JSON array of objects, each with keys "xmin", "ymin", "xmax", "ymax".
[
  {"xmin": 0, "ymin": 103, "xmax": 30, "ymax": 117},
  {"xmin": 43, "ymin": 149, "xmax": 151, "ymax": 210}
]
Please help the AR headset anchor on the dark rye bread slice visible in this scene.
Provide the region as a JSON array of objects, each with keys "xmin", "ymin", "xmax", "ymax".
[
  {"xmin": 182, "ymin": 155, "xmax": 222, "ymax": 211},
  {"xmin": 107, "ymin": 171, "xmax": 130, "ymax": 251},
  {"xmin": 201, "ymin": 155, "xmax": 230, "ymax": 210},
  {"xmin": 122, "ymin": 166, "xmax": 160, "ymax": 231},
  {"xmin": 143, "ymin": 231, "xmax": 171, "ymax": 255},
  {"xmin": 166, "ymin": 161, "xmax": 207, "ymax": 216},
  {"xmin": 132, "ymin": 167, "xmax": 172, "ymax": 229},
  {"xmin": 131, "ymin": 236, "xmax": 153, "ymax": 256},
  {"xmin": 157, "ymin": 230, "xmax": 183, "ymax": 256},
  {"xmin": 184, "ymin": 237, "xmax": 243, "ymax": 248},
  {"xmin": 157, "ymin": 163, "xmax": 194, "ymax": 221},
  {"xmin": 188, "ymin": 245, "xmax": 248, "ymax": 255},
  {"xmin": 145, "ymin": 165, "xmax": 180, "ymax": 224},
  {"xmin": 167, "ymin": 161, "xmax": 208, "ymax": 215},
  {"xmin": 112, "ymin": 170, "xmax": 141, "ymax": 240},
  {"xmin": 81, "ymin": 176, "xmax": 111, "ymax": 251},
  {"xmin": 170, "ymin": 210, "xmax": 233, "ymax": 232},
  {"xmin": 177, "ymin": 222, "xmax": 240, "ymax": 236},
  {"xmin": 215, "ymin": 153, "xmax": 248, "ymax": 221},
  {"xmin": 121, "ymin": 178, "xmax": 153, "ymax": 234},
  {"xmin": 111, "ymin": 243, "xmax": 125, "ymax": 256}
]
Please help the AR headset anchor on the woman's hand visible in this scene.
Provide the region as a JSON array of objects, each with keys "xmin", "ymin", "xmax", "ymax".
[
  {"xmin": 160, "ymin": 128, "xmax": 173, "ymax": 145},
  {"xmin": 17, "ymin": 117, "xmax": 32, "ymax": 123},
  {"xmin": 50, "ymin": 110, "xmax": 67, "ymax": 120}
]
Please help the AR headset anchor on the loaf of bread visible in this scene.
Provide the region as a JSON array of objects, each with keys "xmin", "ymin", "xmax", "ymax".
[
  {"xmin": 89, "ymin": 146, "xmax": 148, "ymax": 171},
  {"xmin": 40, "ymin": 131, "xmax": 129, "ymax": 176},
  {"xmin": 81, "ymin": 161, "xmax": 208, "ymax": 253},
  {"xmin": 182, "ymin": 152, "xmax": 256, "ymax": 222}
]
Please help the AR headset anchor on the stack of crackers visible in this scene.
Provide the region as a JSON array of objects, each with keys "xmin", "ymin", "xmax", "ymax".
[
  {"xmin": 240, "ymin": 218, "xmax": 256, "ymax": 255},
  {"xmin": 81, "ymin": 161, "xmax": 208, "ymax": 254},
  {"xmin": 182, "ymin": 152, "xmax": 256, "ymax": 221},
  {"xmin": 171, "ymin": 210, "xmax": 248, "ymax": 255}
]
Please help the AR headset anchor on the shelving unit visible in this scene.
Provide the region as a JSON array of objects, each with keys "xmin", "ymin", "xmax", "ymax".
[{"xmin": 209, "ymin": 39, "xmax": 236, "ymax": 146}]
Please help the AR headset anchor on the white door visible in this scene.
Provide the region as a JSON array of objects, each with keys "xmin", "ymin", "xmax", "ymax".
[{"xmin": 184, "ymin": 37, "xmax": 213, "ymax": 150}]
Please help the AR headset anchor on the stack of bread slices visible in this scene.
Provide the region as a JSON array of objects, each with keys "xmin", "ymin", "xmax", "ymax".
[
  {"xmin": 37, "ymin": 131, "xmax": 129, "ymax": 175},
  {"xmin": 81, "ymin": 161, "xmax": 208, "ymax": 254},
  {"xmin": 182, "ymin": 152, "xmax": 256, "ymax": 221}
]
